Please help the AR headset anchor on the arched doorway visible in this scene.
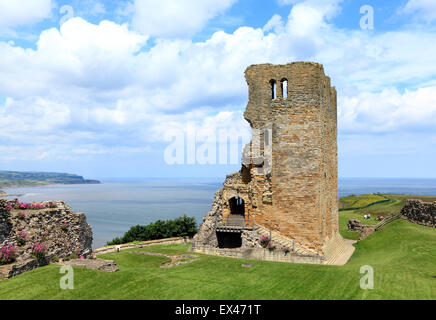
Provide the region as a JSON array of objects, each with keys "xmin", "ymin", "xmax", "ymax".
[
  {"xmin": 216, "ymin": 196, "xmax": 246, "ymax": 249},
  {"xmin": 229, "ymin": 196, "xmax": 245, "ymax": 217}
]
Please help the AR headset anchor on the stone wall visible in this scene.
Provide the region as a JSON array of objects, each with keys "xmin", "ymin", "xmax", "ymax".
[
  {"xmin": 401, "ymin": 200, "xmax": 436, "ymax": 228},
  {"xmin": 94, "ymin": 237, "xmax": 189, "ymax": 255},
  {"xmin": 194, "ymin": 62, "xmax": 340, "ymax": 256},
  {"xmin": 0, "ymin": 200, "xmax": 93, "ymax": 280},
  {"xmin": 347, "ymin": 219, "xmax": 376, "ymax": 240},
  {"xmin": 191, "ymin": 245, "xmax": 323, "ymax": 265}
]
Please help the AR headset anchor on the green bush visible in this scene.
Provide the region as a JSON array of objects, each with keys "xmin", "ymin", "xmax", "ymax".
[{"xmin": 107, "ymin": 215, "xmax": 198, "ymax": 245}]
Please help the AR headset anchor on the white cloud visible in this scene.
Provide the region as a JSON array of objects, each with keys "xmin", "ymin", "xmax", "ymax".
[
  {"xmin": 0, "ymin": 0, "xmax": 53, "ymax": 29},
  {"xmin": 339, "ymin": 87, "xmax": 436, "ymax": 134},
  {"xmin": 130, "ymin": 0, "xmax": 238, "ymax": 38},
  {"xmin": 278, "ymin": 0, "xmax": 343, "ymax": 20},
  {"xmin": 263, "ymin": 15, "xmax": 284, "ymax": 33},
  {"xmin": 0, "ymin": 1, "xmax": 435, "ymax": 166},
  {"xmin": 400, "ymin": 0, "xmax": 436, "ymax": 22}
]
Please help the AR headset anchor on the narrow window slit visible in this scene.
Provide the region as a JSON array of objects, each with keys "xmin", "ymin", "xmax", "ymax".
[
  {"xmin": 270, "ymin": 80, "xmax": 277, "ymax": 100},
  {"xmin": 281, "ymin": 79, "xmax": 288, "ymax": 98}
]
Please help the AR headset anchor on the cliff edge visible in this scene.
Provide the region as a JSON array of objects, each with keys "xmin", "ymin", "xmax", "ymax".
[{"xmin": 0, "ymin": 199, "xmax": 93, "ymax": 279}]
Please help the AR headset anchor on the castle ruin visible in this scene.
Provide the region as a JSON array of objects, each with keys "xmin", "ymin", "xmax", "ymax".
[{"xmin": 193, "ymin": 62, "xmax": 353, "ymax": 264}]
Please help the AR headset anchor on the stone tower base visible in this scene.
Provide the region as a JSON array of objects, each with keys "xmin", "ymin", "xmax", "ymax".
[{"xmin": 322, "ymin": 232, "xmax": 356, "ymax": 265}]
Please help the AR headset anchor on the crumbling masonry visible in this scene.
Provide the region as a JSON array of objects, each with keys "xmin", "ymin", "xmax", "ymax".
[{"xmin": 193, "ymin": 62, "xmax": 349, "ymax": 261}]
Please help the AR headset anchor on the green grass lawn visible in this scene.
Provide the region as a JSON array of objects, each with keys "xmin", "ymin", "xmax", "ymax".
[
  {"xmin": 0, "ymin": 219, "xmax": 435, "ymax": 300},
  {"xmin": 339, "ymin": 193, "xmax": 388, "ymax": 210},
  {"xmin": 338, "ymin": 193, "xmax": 436, "ymax": 240}
]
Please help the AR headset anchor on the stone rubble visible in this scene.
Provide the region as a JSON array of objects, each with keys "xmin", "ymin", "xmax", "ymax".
[
  {"xmin": 60, "ymin": 258, "xmax": 119, "ymax": 272},
  {"xmin": 347, "ymin": 219, "xmax": 376, "ymax": 240},
  {"xmin": 401, "ymin": 199, "xmax": 436, "ymax": 228}
]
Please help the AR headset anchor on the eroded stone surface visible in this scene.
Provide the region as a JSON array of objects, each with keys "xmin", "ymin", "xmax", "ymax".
[
  {"xmin": 61, "ymin": 258, "xmax": 119, "ymax": 272},
  {"xmin": 401, "ymin": 200, "xmax": 436, "ymax": 227},
  {"xmin": 347, "ymin": 219, "xmax": 376, "ymax": 240},
  {"xmin": 0, "ymin": 201, "xmax": 93, "ymax": 279},
  {"xmin": 0, "ymin": 258, "xmax": 47, "ymax": 280},
  {"xmin": 130, "ymin": 251, "xmax": 199, "ymax": 268}
]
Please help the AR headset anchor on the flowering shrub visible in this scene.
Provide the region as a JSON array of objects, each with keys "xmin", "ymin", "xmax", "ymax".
[
  {"xmin": 31, "ymin": 243, "xmax": 47, "ymax": 263},
  {"xmin": 46, "ymin": 201, "xmax": 57, "ymax": 208},
  {"xmin": 0, "ymin": 245, "xmax": 17, "ymax": 265},
  {"xmin": 7, "ymin": 200, "xmax": 58, "ymax": 211},
  {"xmin": 70, "ymin": 248, "xmax": 81, "ymax": 260},
  {"xmin": 259, "ymin": 235, "xmax": 271, "ymax": 248},
  {"xmin": 267, "ymin": 241, "xmax": 276, "ymax": 251},
  {"xmin": 17, "ymin": 231, "xmax": 29, "ymax": 246}
]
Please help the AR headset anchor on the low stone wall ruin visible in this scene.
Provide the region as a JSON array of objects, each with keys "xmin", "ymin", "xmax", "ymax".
[
  {"xmin": 93, "ymin": 237, "xmax": 189, "ymax": 255},
  {"xmin": 347, "ymin": 219, "xmax": 376, "ymax": 240},
  {"xmin": 401, "ymin": 200, "xmax": 436, "ymax": 228},
  {"xmin": 191, "ymin": 245, "xmax": 324, "ymax": 265}
]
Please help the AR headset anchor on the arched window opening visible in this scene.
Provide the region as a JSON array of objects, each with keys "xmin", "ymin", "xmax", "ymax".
[
  {"xmin": 270, "ymin": 80, "xmax": 277, "ymax": 100},
  {"xmin": 229, "ymin": 196, "xmax": 245, "ymax": 217},
  {"xmin": 281, "ymin": 79, "xmax": 288, "ymax": 98}
]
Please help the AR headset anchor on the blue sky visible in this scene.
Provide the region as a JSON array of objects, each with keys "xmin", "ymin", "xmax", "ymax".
[{"xmin": 0, "ymin": 0, "xmax": 435, "ymax": 179}]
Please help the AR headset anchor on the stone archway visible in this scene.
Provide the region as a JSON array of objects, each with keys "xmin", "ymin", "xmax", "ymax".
[{"xmin": 228, "ymin": 196, "xmax": 245, "ymax": 217}]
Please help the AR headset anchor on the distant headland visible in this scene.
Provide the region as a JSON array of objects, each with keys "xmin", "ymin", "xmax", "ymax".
[{"xmin": 0, "ymin": 170, "xmax": 101, "ymax": 188}]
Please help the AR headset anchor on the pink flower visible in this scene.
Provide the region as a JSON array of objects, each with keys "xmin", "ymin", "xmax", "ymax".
[
  {"xmin": 0, "ymin": 245, "xmax": 17, "ymax": 265},
  {"xmin": 32, "ymin": 243, "xmax": 47, "ymax": 262},
  {"xmin": 17, "ymin": 231, "xmax": 29, "ymax": 246}
]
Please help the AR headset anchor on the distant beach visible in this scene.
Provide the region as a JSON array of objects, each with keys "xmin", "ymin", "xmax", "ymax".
[{"xmin": 4, "ymin": 178, "xmax": 436, "ymax": 248}]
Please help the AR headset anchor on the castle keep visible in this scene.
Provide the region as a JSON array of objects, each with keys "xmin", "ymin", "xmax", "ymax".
[{"xmin": 193, "ymin": 62, "xmax": 352, "ymax": 264}]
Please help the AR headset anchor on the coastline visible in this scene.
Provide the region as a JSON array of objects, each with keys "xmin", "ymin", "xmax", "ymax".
[
  {"xmin": 0, "ymin": 181, "xmax": 101, "ymax": 190},
  {"xmin": 0, "ymin": 181, "xmax": 102, "ymax": 199}
]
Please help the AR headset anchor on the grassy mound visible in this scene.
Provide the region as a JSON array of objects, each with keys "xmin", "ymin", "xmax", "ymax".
[{"xmin": 339, "ymin": 193, "xmax": 388, "ymax": 211}]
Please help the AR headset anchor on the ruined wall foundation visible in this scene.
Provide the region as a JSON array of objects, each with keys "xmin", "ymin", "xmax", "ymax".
[{"xmin": 401, "ymin": 199, "xmax": 436, "ymax": 228}]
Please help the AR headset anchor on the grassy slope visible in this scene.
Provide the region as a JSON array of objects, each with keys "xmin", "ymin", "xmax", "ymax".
[
  {"xmin": 339, "ymin": 194, "xmax": 436, "ymax": 240},
  {"xmin": 339, "ymin": 193, "xmax": 388, "ymax": 210},
  {"xmin": 0, "ymin": 219, "xmax": 435, "ymax": 300}
]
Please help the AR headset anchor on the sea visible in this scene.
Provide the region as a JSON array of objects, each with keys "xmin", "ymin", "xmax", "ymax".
[{"xmin": 3, "ymin": 177, "xmax": 436, "ymax": 248}]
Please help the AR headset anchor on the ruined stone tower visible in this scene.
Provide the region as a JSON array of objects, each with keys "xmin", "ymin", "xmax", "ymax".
[{"xmin": 193, "ymin": 62, "xmax": 348, "ymax": 262}]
